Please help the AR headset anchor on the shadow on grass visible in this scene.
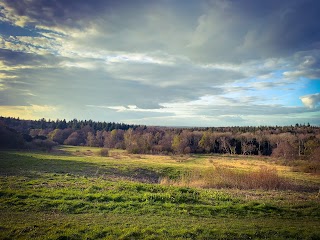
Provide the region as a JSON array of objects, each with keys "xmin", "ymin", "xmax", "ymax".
[{"xmin": 0, "ymin": 151, "xmax": 160, "ymax": 183}]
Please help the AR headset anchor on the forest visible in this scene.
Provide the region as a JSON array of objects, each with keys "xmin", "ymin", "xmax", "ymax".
[{"xmin": 1, "ymin": 116, "xmax": 319, "ymax": 162}]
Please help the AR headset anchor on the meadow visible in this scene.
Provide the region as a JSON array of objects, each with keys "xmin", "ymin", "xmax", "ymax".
[{"xmin": 0, "ymin": 146, "xmax": 319, "ymax": 239}]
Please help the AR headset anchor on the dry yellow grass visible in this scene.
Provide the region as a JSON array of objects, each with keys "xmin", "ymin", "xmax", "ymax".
[{"xmin": 55, "ymin": 146, "xmax": 320, "ymax": 186}]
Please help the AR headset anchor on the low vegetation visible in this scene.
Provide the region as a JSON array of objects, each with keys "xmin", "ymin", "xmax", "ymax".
[
  {"xmin": 99, "ymin": 148, "xmax": 109, "ymax": 157},
  {"xmin": 0, "ymin": 146, "xmax": 319, "ymax": 239},
  {"xmin": 161, "ymin": 165, "xmax": 316, "ymax": 191}
]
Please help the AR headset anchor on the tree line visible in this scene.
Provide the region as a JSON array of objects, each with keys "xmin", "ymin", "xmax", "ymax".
[
  {"xmin": 0, "ymin": 117, "xmax": 319, "ymax": 160},
  {"xmin": 0, "ymin": 117, "xmax": 141, "ymax": 133}
]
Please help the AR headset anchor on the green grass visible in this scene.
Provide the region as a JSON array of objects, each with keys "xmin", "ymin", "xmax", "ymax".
[{"xmin": 0, "ymin": 146, "xmax": 320, "ymax": 239}]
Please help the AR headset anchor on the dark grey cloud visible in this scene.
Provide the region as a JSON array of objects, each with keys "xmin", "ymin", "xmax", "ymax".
[
  {"xmin": 3, "ymin": 0, "xmax": 319, "ymax": 63},
  {"xmin": 186, "ymin": 0, "xmax": 320, "ymax": 62},
  {"xmin": 1, "ymin": 0, "xmax": 111, "ymax": 28}
]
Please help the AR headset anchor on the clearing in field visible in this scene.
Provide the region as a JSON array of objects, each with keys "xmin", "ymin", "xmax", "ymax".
[{"xmin": 0, "ymin": 146, "xmax": 319, "ymax": 239}]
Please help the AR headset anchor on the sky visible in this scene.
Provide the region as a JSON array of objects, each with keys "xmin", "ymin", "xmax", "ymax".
[{"xmin": 0, "ymin": 0, "xmax": 320, "ymax": 127}]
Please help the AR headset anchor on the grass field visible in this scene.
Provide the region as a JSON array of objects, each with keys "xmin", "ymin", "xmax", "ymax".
[{"xmin": 0, "ymin": 146, "xmax": 319, "ymax": 239}]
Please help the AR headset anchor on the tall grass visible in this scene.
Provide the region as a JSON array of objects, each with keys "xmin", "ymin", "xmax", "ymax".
[{"xmin": 161, "ymin": 166, "xmax": 299, "ymax": 191}]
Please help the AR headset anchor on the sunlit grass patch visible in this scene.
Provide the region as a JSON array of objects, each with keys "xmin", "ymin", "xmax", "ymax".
[{"xmin": 161, "ymin": 165, "xmax": 317, "ymax": 192}]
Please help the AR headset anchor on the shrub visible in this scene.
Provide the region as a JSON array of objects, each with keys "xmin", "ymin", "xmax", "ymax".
[
  {"xmin": 310, "ymin": 146, "xmax": 320, "ymax": 162},
  {"xmin": 29, "ymin": 139, "xmax": 58, "ymax": 152},
  {"xmin": 100, "ymin": 148, "xmax": 109, "ymax": 157},
  {"xmin": 272, "ymin": 142, "xmax": 297, "ymax": 160},
  {"xmin": 0, "ymin": 125, "xmax": 25, "ymax": 149}
]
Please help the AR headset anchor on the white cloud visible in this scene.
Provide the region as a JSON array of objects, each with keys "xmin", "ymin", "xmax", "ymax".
[{"xmin": 300, "ymin": 93, "xmax": 320, "ymax": 109}]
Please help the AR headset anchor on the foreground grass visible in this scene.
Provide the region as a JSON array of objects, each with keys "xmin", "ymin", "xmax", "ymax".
[
  {"xmin": 0, "ymin": 147, "xmax": 319, "ymax": 239},
  {"xmin": 1, "ymin": 211, "xmax": 320, "ymax": 240}
]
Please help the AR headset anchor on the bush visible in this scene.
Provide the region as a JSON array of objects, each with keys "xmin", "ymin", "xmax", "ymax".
[
  {"xmin": 0, "ymin": 125, "xmax": 25, "ymax": 149},
  {"xmin": 28, "ymin": 139, "xmax": 58, "ymax": 152},
  {"xmin": 272, "ymin": 142, "xmax": 297, "ymax": 160},
  {"xmin": 310, "ymin": 146, "xmax": 320, "ymax": 162},
  {"xmin": 100, "ymin": 148, "xmax": 109, "ymax": 157}
]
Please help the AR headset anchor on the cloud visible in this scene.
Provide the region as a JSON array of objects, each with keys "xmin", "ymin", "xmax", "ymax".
[
  {"xmin": 300, "ymin": 93, "xmax": 320, "ymax": 108},
  {"xmin": 0, "ymin": 48, "xmax": 240, "ymax": 109},
  {"xmin": 282, "ymin": 50, "xmax": 320, "ymax": 80},
  {"xmin": 0, "ymin": 0, "xmax": 319, "ymax": 126},
  {"xmin": 0, "ymin": 0, "xmax": 112, "ymax": 29},
  {"xmin": 2, "ymin": 0, "xmax": 319, "ymax": 63}
]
